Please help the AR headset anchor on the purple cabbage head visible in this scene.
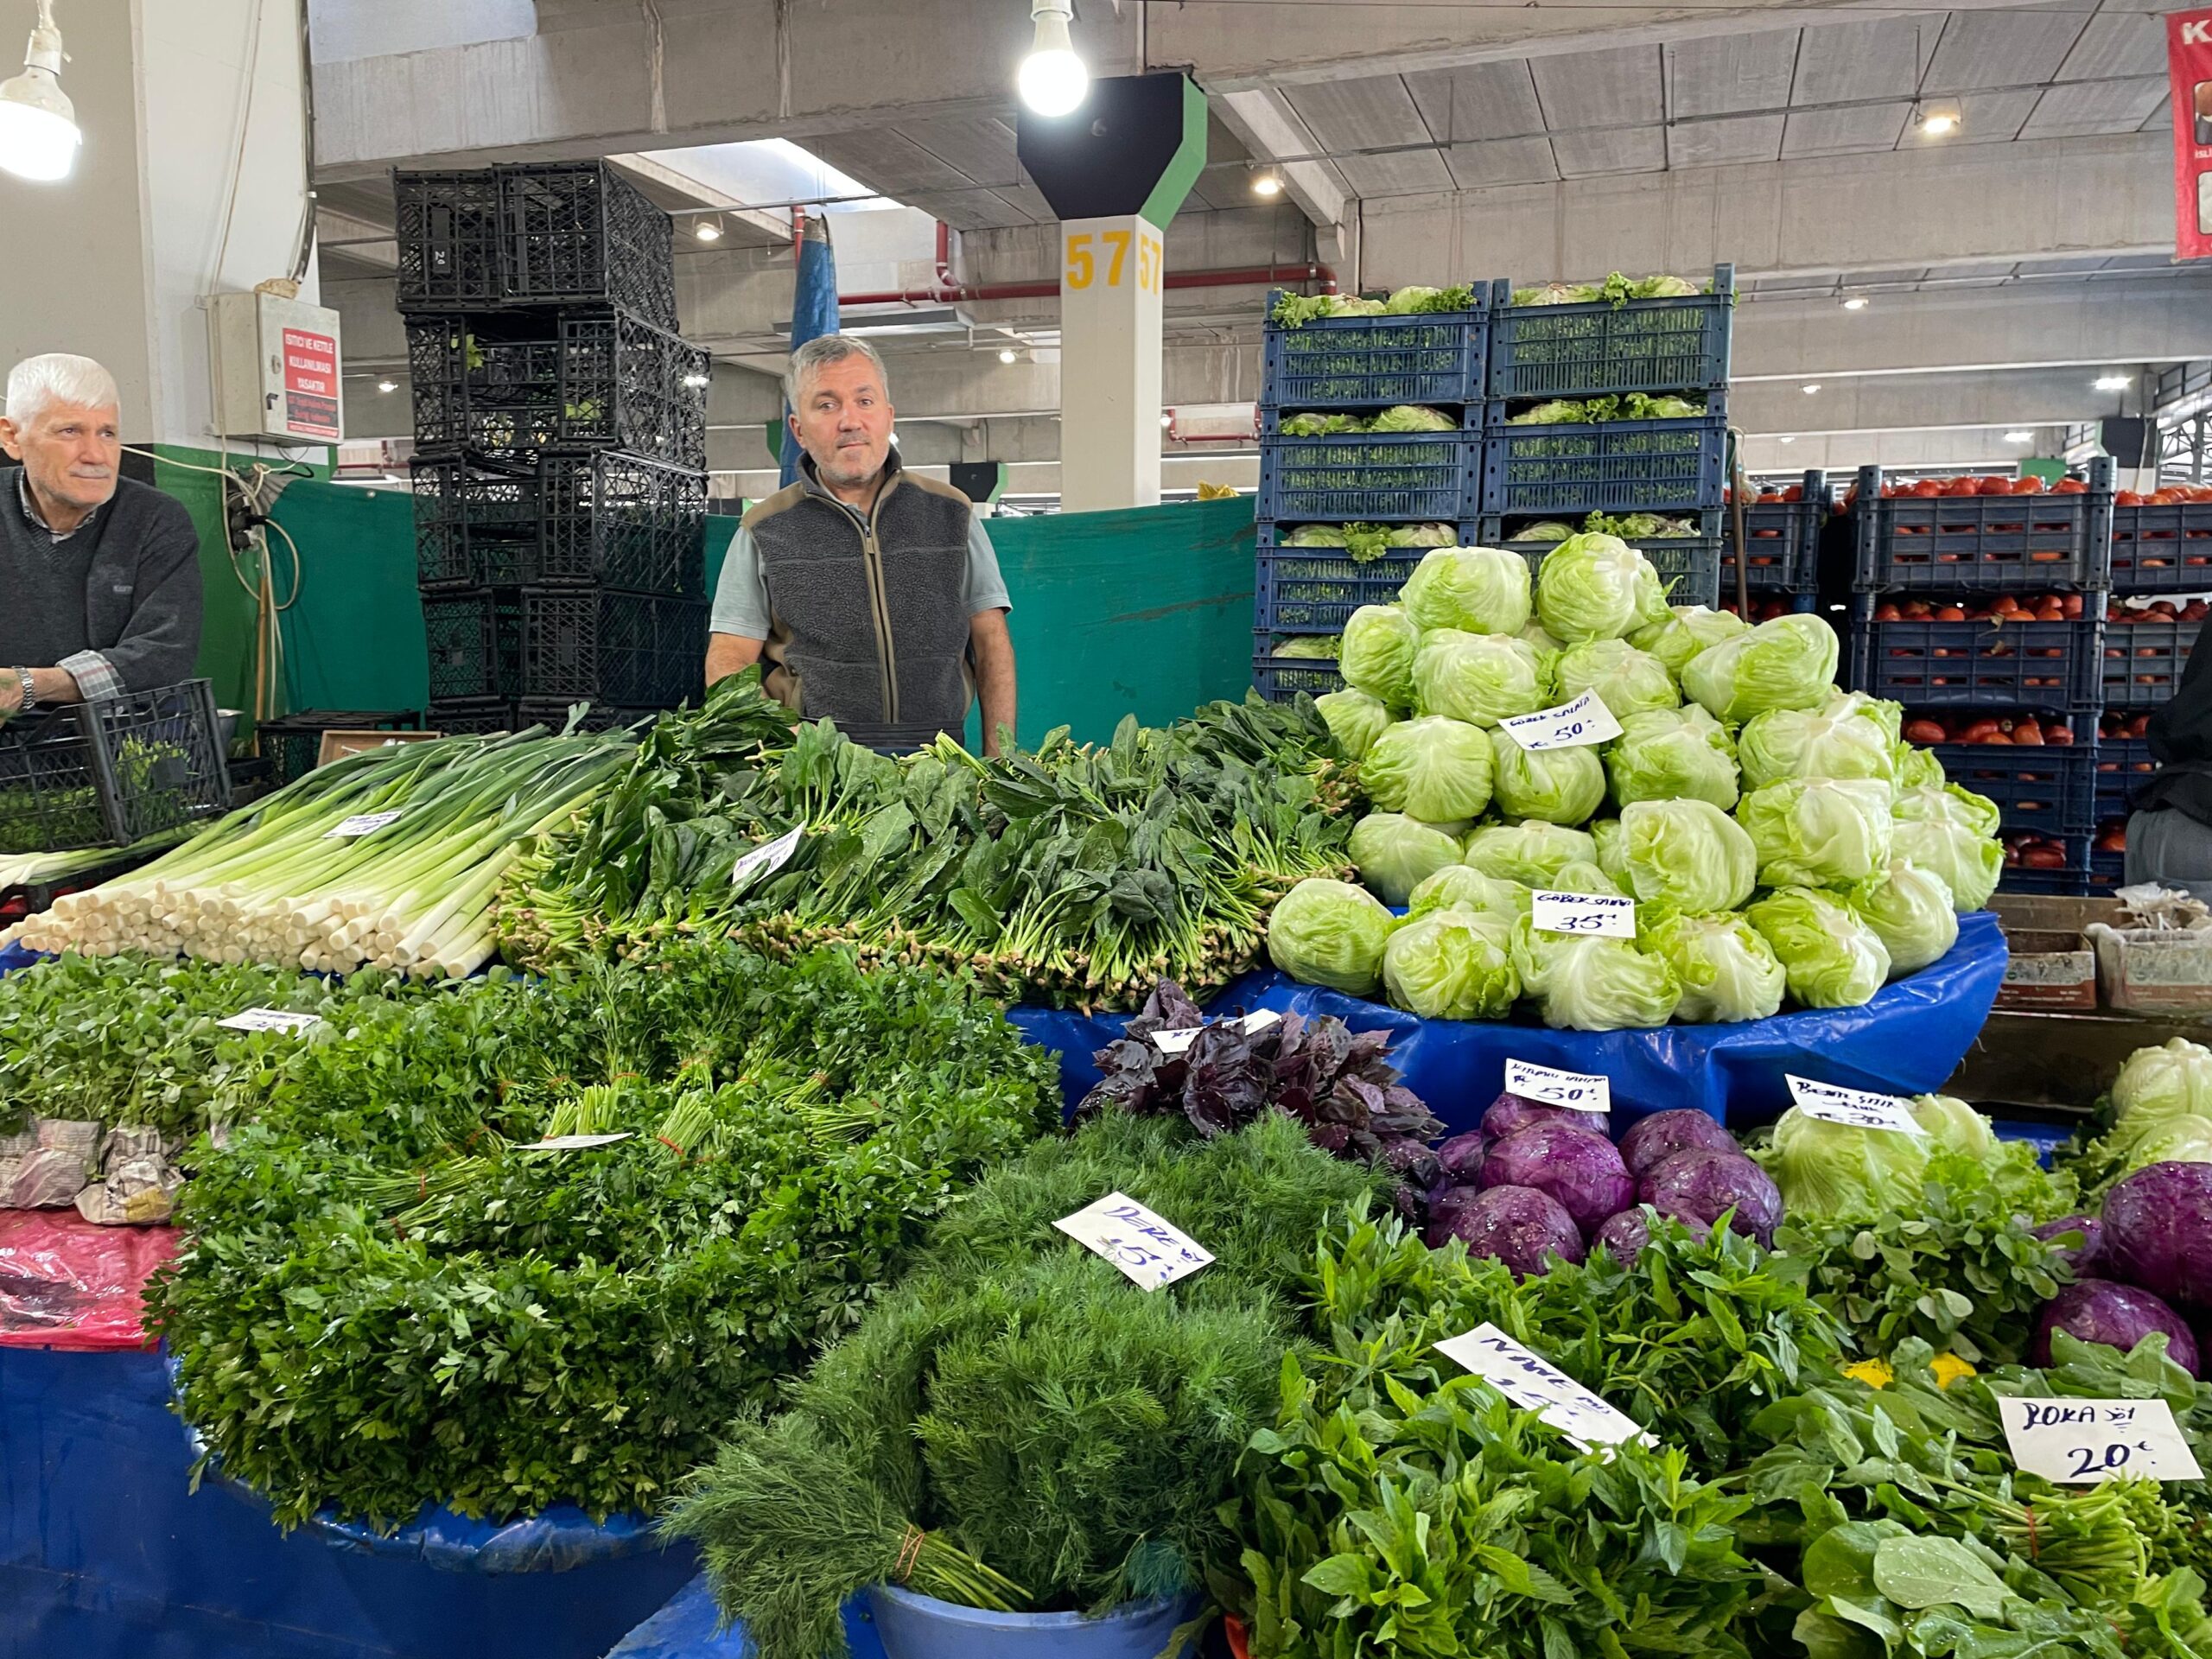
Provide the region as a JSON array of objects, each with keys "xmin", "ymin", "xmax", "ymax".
[
  {"xmin": 1435, "ymin": 1129, "xmax": 1489, "ymax": 1184},
  {"xmin": 1427, "ymin": 1184, "xmax": 1586, "ymax": 1276},
  {"xmin": 2032, "ymin": 1215, "xmax": 2106, "ymax": 1280},
  {"xmin": 1592, "ymin": 1207, "xmax": 1652, "ymax": 1266},
  {"xmin": 2102, "ymin": 1162, "xmax": 2212, "ymax": 1310},
  {"xmin": 2032, "ymin": 1279, "xmax": 2202, "ymax": 1376},
  {"xmin": 1637, "ymin": 1148, "xmax": 1782, "ymax": 1248},
  {"xmin": 1423, "ymin": 1185, "xmax": 1486, "ymax": 1247},
  {"xmin": 1477, "ymin": 1121, "xmax": 1635, "ymax": 1238},
  {"xmin": 1480, "ymin": 1092, "xmax": 1599, "ymax": 1147},
  {"xmin": 1618, "ymin": 1109, "xmax": 1738, "ymax": 1179}
]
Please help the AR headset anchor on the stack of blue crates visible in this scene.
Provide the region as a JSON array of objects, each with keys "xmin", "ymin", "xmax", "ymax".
[
  {"xmin": 1252, "ymin": 296, "xmax": 1490, "ymax": 701},
  {"xmin": 1725, "ymin": 470, "xmax": 1829, "ymax": 613},
  {"xmin": 1476, "ymin": 265, "xmax": 1734, "ymax": 610},
  {"xmin": 1847, "ymin": 460, "xmax": 2115, "ymax": 895}
]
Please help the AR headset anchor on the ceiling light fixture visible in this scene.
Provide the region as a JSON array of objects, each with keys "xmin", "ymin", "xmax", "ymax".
[
  {"xmin": 694, "ymin": 218, "xmax": 723, "ymax": 243},
  {"xmin": 998, "ymin": 346, "xmax": 1019, "ymax": 365},
  {"xmin": 1251, "ymin": 171, "xmax": 1282, "ymax": 198},
  {"xmin": 2004, "ymin": 430, "xmax": 2033, "ymax": 443},
  {"xmin": 0, "ymin": 0, "xmax": 81, "ymax": 183},
  {"xmin": 682, "ymin": 372, "xmax": 710, "ymax": 389},
  {"xmin": 1160, "ymin": 413, "xmax": 1173, "ymax": 428},
  {"xmin": 1017, "ymin": 0, "xmax": 1088, "ymax": 118},
  {"xmin": 1778, "ymin": 435, "xmax": 1796, "ymax": 444},
  {"xmin": 2094, "ymin": 374, "xmax": 2131, "ymax": 391},
  {"xmin": 1913, "ymin": 99, "xmax": 1963, "ymax": 138},
  {"xmin": 1841, "ymin": 297, "xmax": 1869, "ymax": 311},
  {"xmin": 376, "ymin": 379, "xmax": 397, "ymax": 395},
  {"xmin": 1802, "ymin": 384, "xmax": 1822, "ymax": 395}
]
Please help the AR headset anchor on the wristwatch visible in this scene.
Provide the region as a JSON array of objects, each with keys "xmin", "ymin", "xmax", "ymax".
[{"xmin": 12, "ymin": 668, "xmax": 34, "ymax": 715}]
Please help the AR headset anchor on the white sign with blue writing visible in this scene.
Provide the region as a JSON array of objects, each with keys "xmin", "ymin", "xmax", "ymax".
[
  {"xmin": 218, "ymin": 1007, "xmax": 324, "ymax": 1033},
  {"xmin": 518, "ymin": 1132, "xmax": 634, "ymax": 1152},
  {"xmin": 1055, "ymin": 1192, "xmax": 1215, "ymax": 1291},
  {"xmin": 1504, "ymin": 1058, "xmax": 1611, "ymax": 1116},
  {"xmin": 1786, "ymin": 1075, "xmax": 1927, "ymax": 1136},
  {"xmin": 1500, "ymin": 691, "xmax": 1624, "ymax": 753},
  {"xmin": 731, "ymin": 826, "xmax": 804, "ymax": 888},
  {"xmin": 1997, "ymin": 1397, "xmax": 2203, "ymax": 1484},
  {"xmin": 1435, "ymin": 1323, "xmax": 1654, "ymax": 1450},
  {"xmin": 1151, "ymin": 1009, "xmax": 1281, "ymax": 1056},
  {"xmin": 327, "ymin": 810, "xmax": 402, "ymax": 839},
  {"xmin": 1531, "ymin": 890, "xmax": 1637, "ymax": 939}
]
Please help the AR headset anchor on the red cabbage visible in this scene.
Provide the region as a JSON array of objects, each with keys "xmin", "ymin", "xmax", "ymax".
[
  {"xmin": 1637, "ymin": 1148, "xmax": 1781, "ymax": 1248},
  {"xmin": 1436, "ymin": 1129, "xmax": 1489, "ymax": 1183},
  {"xmin": 1477, "ymin": 1121, "xmax": 1635, "ymax": 1237},
  {"xmin": 2102, "ymin": 1162, "xmax": 2212, "ymax": 1310},
  {"xmin": 1429, "ymin": 1184, "xmax": 1586, "ymax": 1275},
  {"xmin": 1592, "ymin": 1207, "xmax": 1651, "ymax": 1265},
  {"xmin": 1480, "ymin": 1092, "xmax": 1599, "ymax": 1146},
  {"xmin": 1618, "ymin": 1109, "xmax": 1738, "ymax": 1178},
  {"xmin": 2031, "ymin": 1215, "xmax": 2106, "ymax": 1280},
  {"xmin": 2032, "ymin": 1279, "xmax": 2201, "ymax": 1376},
  {"xmin": 1423, "ymin": 1184, "xmax": 1486, "ymax": 1247}
]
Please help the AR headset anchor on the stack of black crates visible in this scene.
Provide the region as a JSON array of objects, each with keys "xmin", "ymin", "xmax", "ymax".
[
  {"xmin": 393, "ymin": 161, "xmax": 711, "ymax": 734},
  {"xmin": 1251, "ymin": 269, "xmax": 1736, "ymax": 703},
  {"xmin": 1846, "ymin": 458, "xmax": 2115, "ymax": 895}
]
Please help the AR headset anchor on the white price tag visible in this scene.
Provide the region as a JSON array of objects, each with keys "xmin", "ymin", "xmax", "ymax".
[
  {"xmin": 1504, "ymin": 1058, "xmax": 1611, "ymax": 1115},
  {"xmin": 327, "ymin": 810, "xmax": 402, "ymax": 838},
  {"xmin": 1500, "ymin": 691, "xmax": 1624, "ymax": 753},
  {"xmin": 1787, "ymin": 1075, "xmax": 1927, "ymax": 1136},
  {"xmin": 1150, "ymin": 1010, "xmax": 1281, "ymax": 1056},
  {"xmin": 730, "ymin": 826, "xmax": 804, "ymax": 887},
  {"xmin": 1436, "ymin": 1323, "xmax": 1654, "ymax": 1450},
  {"xmin": 1531, "ymin": 890, "xmax": 1637, "ymax": 938},
  {"xmin": 517, "ymin": 1132, "xmax": 634, "ymax": 1152},
  {"xmin": 218, "ymin": 1007, "xmax": 324, "ymax": 1033},
  {"xmin": 1054, "ymin": 1192, "xmax": 1215, "ymax": 1291},
  {"xmin": 1998, "ymin": 1398, "xmax": 2203, "ymax": 1484}
]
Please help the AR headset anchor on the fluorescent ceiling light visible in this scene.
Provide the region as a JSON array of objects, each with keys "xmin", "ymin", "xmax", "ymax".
[
  {"xmin": 0, "ymin": 1, "xmax": 80, "ymax": 183},
  {"xmin": 1778, "ymin": 435, "xmax": 1796, "ymax": 444},
  {"xmin": 1802, "ymin": 384, "xmax": 1822, "ymax": 395},
  {"xmin": 694, "ymin": 219, "xmax": 722, "ymax": 242},
  {"xmin": 1841, "ymin": 297, "xmax": 1869, "ymax": 311},
  {"xmin": 2094, "ymin": 374, "xmax": 2130, "ymax": 391},
  {"xmin": 682, "ymin": 372, "xmax": 710, "ymax": 389},
  {"xmin": 2004, "ymin": 430, "xmax": 2033, "ymax": 443},
  {"xmin": 1018, "ymin": 1, "xmax": 1088, "ymax": 118},
  {"xmin": 376, "ymin": 379, "xmax": 397, "ymax": 394}
]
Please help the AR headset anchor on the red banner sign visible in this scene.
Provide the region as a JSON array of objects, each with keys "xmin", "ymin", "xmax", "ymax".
[
  {"xmin": 2173, "ymin": 6, "xmax": 2212, "ymax": 260},
  {"xmin": 281, "ymin": 326, "xmax": 340, "ymax": 441}
]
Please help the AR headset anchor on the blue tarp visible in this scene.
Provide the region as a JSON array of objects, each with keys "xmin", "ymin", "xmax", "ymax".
[
  {"xmin": 1009, "ymin": 911, "xmax": 2008, "ymax": 1135},
  {"xmin": 608, "ymin": 1575, "xmax": 890, "ymax": 1659}
]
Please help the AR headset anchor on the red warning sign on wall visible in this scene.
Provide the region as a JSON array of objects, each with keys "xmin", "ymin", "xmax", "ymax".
[
  {"xmin": 282, "ymin": 327, "xmax": 340, "ymax": 440},
  {"xmin": 2172, "ymin": 7, "xmax": 2212, "ymax": 261}
]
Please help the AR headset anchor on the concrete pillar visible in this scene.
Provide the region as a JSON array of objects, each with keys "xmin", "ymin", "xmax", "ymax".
[
  {"xmin": 1058, "ymin": 213, "xmax": 1166, "ymax": 512},
  {"xmin": 0, "ymin": 0, "xmax": 316, "ymax": 709}
]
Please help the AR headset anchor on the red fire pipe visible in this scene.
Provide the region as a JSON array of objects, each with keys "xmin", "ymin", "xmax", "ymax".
[{"xmin": 833, "ymin": 219, "xmax": 1338, "ymax": 307}]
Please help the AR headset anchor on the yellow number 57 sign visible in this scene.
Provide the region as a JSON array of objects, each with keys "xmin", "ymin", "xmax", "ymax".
[{"xmin": 1065, "ymin": 226, "xmax": 1163, "ymax": 295}]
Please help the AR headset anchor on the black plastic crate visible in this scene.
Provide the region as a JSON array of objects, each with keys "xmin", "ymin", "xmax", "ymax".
[
  {"xmin": 1480, "ymin": 412, "xmax": 1727, "ymax": 518},
  {"xmin": 1929, "ymin": 742, "xmax": 2097, "ymax": 837},
  {"xmin": 2108, "ymin": 502, "xmax": 2212, "ymax": 593},
  {"xmin": 1851, "ymin": 615, "xmax": 2103, "ymax": 711},
  {"xmin": 426, "ymin": 698, "xmax": 522, "ymax": 737},
  {"xmin": 515, "ymin": 699, "xmax": 665, "ymax": 734},
  {"xmin": 413, "ymin": 452, "xmax": 706, "ymax": 597},
  {"xmin": 1260, "ymin": 297, "xmax": 1488, "ymax": 410},
  {"xmin": 2103, "ymin": 618, "xmax": 2202, "ymax": 705},
  {"xmin": 405, "ymin": 308, "xmax": 708, "ymax": 467},
  {"xmin": 394, "ymin": 163, "xmax": 677, "ymax": 326},
  {"xmin": 252, "ymin": 710, "xmax": 427, "ymax": 786},
  {"xmin": 1257, "ymin": 432, "xmax": 1480, "ymax": 524},
  {"xmin": 422, "ymin": 590, "xmax": 524, "ymax": 702},
  {"xmin": 1254, "ymin": 535, "xmax": 1427, "ymax": 632},
  {"xmin": 1251, "ymin": 654, "xmax": 1342, "ymax": 703},
  {"xmin": 1851, "ymin": 462, "xmax": 2113, "ymax": 592},
  {"xmin": 1998, "ymin": 838, "xmax": 2094, "ymax": 896},
  {"xmin": 1480, "ymin": 512, "xmax": 1721, "ymax": 609},
  {"xmin": 0, "ymin": 680, "xmax": 230, "ymax": 854},
  {"xmin": 1485, "ymin": 266, "xmax": 1732, "ymax": 402},
  {"xmin": 1724, "ymin": 471, "xmax": 1827, "ymax": 596},
  {"xmin": 2096, "ymin": 735, "xmax": 2156, "ymax": 819},
  {"xmin": 519, "ymin": 589, "xmax": 707, "ymax": 707}
]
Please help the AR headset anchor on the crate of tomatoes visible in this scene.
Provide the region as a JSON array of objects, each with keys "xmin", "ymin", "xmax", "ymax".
[
  {"xmin": 2103, "ymin": 596, "xmax": 2206, "ymax": 707},
  {"xmin": 1852, "ymin": 592, "xmax": 2101, "ymax": 710},
  {"xmin": 1721, "ymin": 470, "xmax": 1827, "ymax": 595},
  {"xmin": 2096, "ymin": 711, "xmax": 2158, "ymax": 819},
  {"xmin": 2000, "ymin": 832, "xmax": 2094, "ymax": 895},
  {"xmin": 2088, "ymin": 817, "xmax": 2129, "ymax": 894},
  {"xmin": 1850, "ymin": 461, "xmax": 2112, "ymax": 593},
  {"xmin": 1900, "ymin": 711, "xmax": 2094, "ymax": 838},
  {"xmin": 2107, "ymin": 485, "xmax": 2212, "ymax": 593}
]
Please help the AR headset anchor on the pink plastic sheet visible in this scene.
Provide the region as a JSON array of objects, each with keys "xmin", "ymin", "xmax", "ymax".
[{"xmin": 0, "ymin": 1209, "xmax": 176, "ymax": 1351}]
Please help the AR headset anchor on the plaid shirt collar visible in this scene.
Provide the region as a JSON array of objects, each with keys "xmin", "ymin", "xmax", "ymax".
[{"xmin": 16, "ymin": 472, "xmax": 98, "ymax": 544}]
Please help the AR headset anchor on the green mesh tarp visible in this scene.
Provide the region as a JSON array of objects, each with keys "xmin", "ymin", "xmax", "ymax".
[{"xmin": 270, "ymin": 478, "xmax": 429, "ymax": 713}]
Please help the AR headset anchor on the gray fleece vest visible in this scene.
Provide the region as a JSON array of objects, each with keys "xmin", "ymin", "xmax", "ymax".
[{"xmin": 747, "ymin": 458, "xmax": 974, "ymax": 745}]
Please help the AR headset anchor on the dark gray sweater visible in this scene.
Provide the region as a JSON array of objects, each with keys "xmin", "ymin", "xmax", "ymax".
[{"xmin": 0, "ymin": 467, "xmax": 203, "ymax": 694}]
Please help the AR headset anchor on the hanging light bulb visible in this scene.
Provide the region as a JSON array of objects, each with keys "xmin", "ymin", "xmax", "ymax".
[
  {"xmin": 0, "ymin": 1, "xmax": 81, "ymax": 183},
  {"xmin": 1017, "ymin": 0, "xmax": 1088, "ymax": 118}
]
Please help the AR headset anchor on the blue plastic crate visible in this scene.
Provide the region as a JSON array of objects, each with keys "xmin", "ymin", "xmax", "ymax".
[
  {"xmin": 1480, "ymin": 412, "xmax": 1728, "ymax": 518},
  {"xmin": 1851, "ymin": 614, "xmax": 2103, "ymax": 711},
  {"xmin": 1254, "ymin": 536, "xmax": 1429, "ymax": 632},
  {"xmin": 1478, "ymin": 512, "xmax": 1721, "ymax": 609},
  {"xmin": 1258, "ymin": 432, "xmax": 1481, "ymax": 524},
  {"xmin": 1929, "ymin": 742, "xmax": 2097, "ymax": 837},
  {"xmin": 1997, "ymin": 836, "xmax": 2094, "ymax": 896},
  {"xmin": 1851, "ymin": 462, "xmax": 2113, "ymax": 592},
  {"xmin": 1251, "ymin": 653, "xmax": 1344, "ymax": 703},
  {"xmin": 1261, "ymin": 297, "xmax": 1488, "ymax": 410},
  {"xmin": 1485, "ymin": 266, "xmax": 1732, "ymax": 402},
  {"xmin": 1260, "ymin": 404, "xmax": 1483, "ymax": 435},
  {"xmin": 1723, "ymin": 471, "xmax": 1827, "ymax": 596},
  {"xmin": 2088, "ymin": 846, "xmax": 2126, "ymax": 893},
  {"xmin": 2095, "ymin": 734, "xmax": 2156, "ymax": 819},
  {"xmin": 2103, "ymin": 617, "xmax": 2202, "ymax": 706},
  {"xmin": 2107, "ymin": 502, "xmax": 2212, "ymax": 594}
]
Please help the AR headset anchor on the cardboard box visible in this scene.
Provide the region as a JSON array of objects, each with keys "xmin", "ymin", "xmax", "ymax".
[
  {"xmin": 2086, "ymin": 920, "xmax": 2212, "ymax": 1014},
  {"xmin": 315, "ymin": 730, "xmax": 442, "ymax": 767},
  {"xmin": 1994, "ymin": 928, "xmax": 2099, "ymax": 1011}
]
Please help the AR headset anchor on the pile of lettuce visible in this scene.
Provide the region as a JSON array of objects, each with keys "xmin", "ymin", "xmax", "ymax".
[
  {"xmin": 1271, "ymin": 284, "xmax": 1479, "ymax": 327},
  {"xmin": 1506, "ymin": 392, "xmax": 1709, "ymax": 425},
  {"xmin": 1509, "ymin": 272, "xmax": 1704, "ymax": 307},
  {"xmin": 1277, "ymin": 405, "xmax": 1459, "ymax": 436},
  {"xmin": 1281, "ymin": 522, "xmax": 1456, "ymax": 565},
  {"xmin": 1274, "ymin": 535, "xmax": 2004, "ymax": 1030}
]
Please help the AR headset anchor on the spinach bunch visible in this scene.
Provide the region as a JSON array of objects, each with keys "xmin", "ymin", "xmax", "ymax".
[{"xmin": 154, "ymin": 938, "xmax": 1058, "ymax": 1529}]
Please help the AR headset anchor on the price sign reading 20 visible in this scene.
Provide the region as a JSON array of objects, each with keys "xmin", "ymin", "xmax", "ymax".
[{"xmin": 1065, "ymin": 227, "xmax": 1164, "ymax": 295}]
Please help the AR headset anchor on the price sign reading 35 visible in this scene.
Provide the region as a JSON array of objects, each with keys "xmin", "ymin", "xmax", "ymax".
[
  {"xmin": 1530, "ymin": 890, "xmax": 1637, "ymax": 938},
  {"xmin": 1065, "ymin": 226, "xmax": 1163, "ymax": 296}
]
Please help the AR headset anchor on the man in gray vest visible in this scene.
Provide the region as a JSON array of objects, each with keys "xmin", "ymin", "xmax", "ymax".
[
  {"xmin": 0, "ymin": 353, "xmax": 202, "ymax": 716},
  {"xmin": 706, "ymin": 337, "xmax": 1016, "ymax": 753}
]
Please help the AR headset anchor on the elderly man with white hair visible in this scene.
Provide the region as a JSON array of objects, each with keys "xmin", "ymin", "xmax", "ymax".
[{"xmin": 0, "ymin": 353, "xmax": 202, "ymax": 715}]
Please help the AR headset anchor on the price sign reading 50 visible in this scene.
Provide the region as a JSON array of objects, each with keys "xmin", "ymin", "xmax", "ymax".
[{"xmin": 1065, "ymin": 226, "xmax": 1164, "ymax": 295}]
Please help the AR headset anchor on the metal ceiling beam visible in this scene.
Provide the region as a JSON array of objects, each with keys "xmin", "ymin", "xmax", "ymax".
[{"xmin": 1207, "ymin": 88, "xmax": 1355, "ymax": 264}]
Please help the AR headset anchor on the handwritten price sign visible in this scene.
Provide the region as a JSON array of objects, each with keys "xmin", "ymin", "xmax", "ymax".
[
  {"xmin": 1998, "ymin": 1398, "xmax": 2203, "ymax": 1484},
  {"xmin": 731, "ymin": 826, "xmax": 804, "ymax": 888},
  {"xmin": 327, "ymin": 810, "xmax": 402, "ymax": 838},
  {"xmin": 1530, "ymin": 890, "xmax": 1637, "ymax": 938},
  {"xmin": 1055, "ymin": 1192, "xmax": 1215, "ymax": 1291},
  {"xmin": 218, "ymin": 1008, "xmax": 324, "ymax": 1033},
  {"xmin": 1501, "ymin": 691, "xmax": 1624, "ymax": 753},
  {"xmin": 1786, "ymin": 1075, "xmax": 1927, "ymax": 1136},
  {"xmin": 1504, "ymin": 1058, "xmax": 1611, "ymax": 1116},
  {"xmin": 1152, "ymin": 1010, "xmax": 1282, "ymax": 1056},
  {"xmin": 1436, "ymin": 1323, "xmax": 1654, "ymax": 1450}
]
